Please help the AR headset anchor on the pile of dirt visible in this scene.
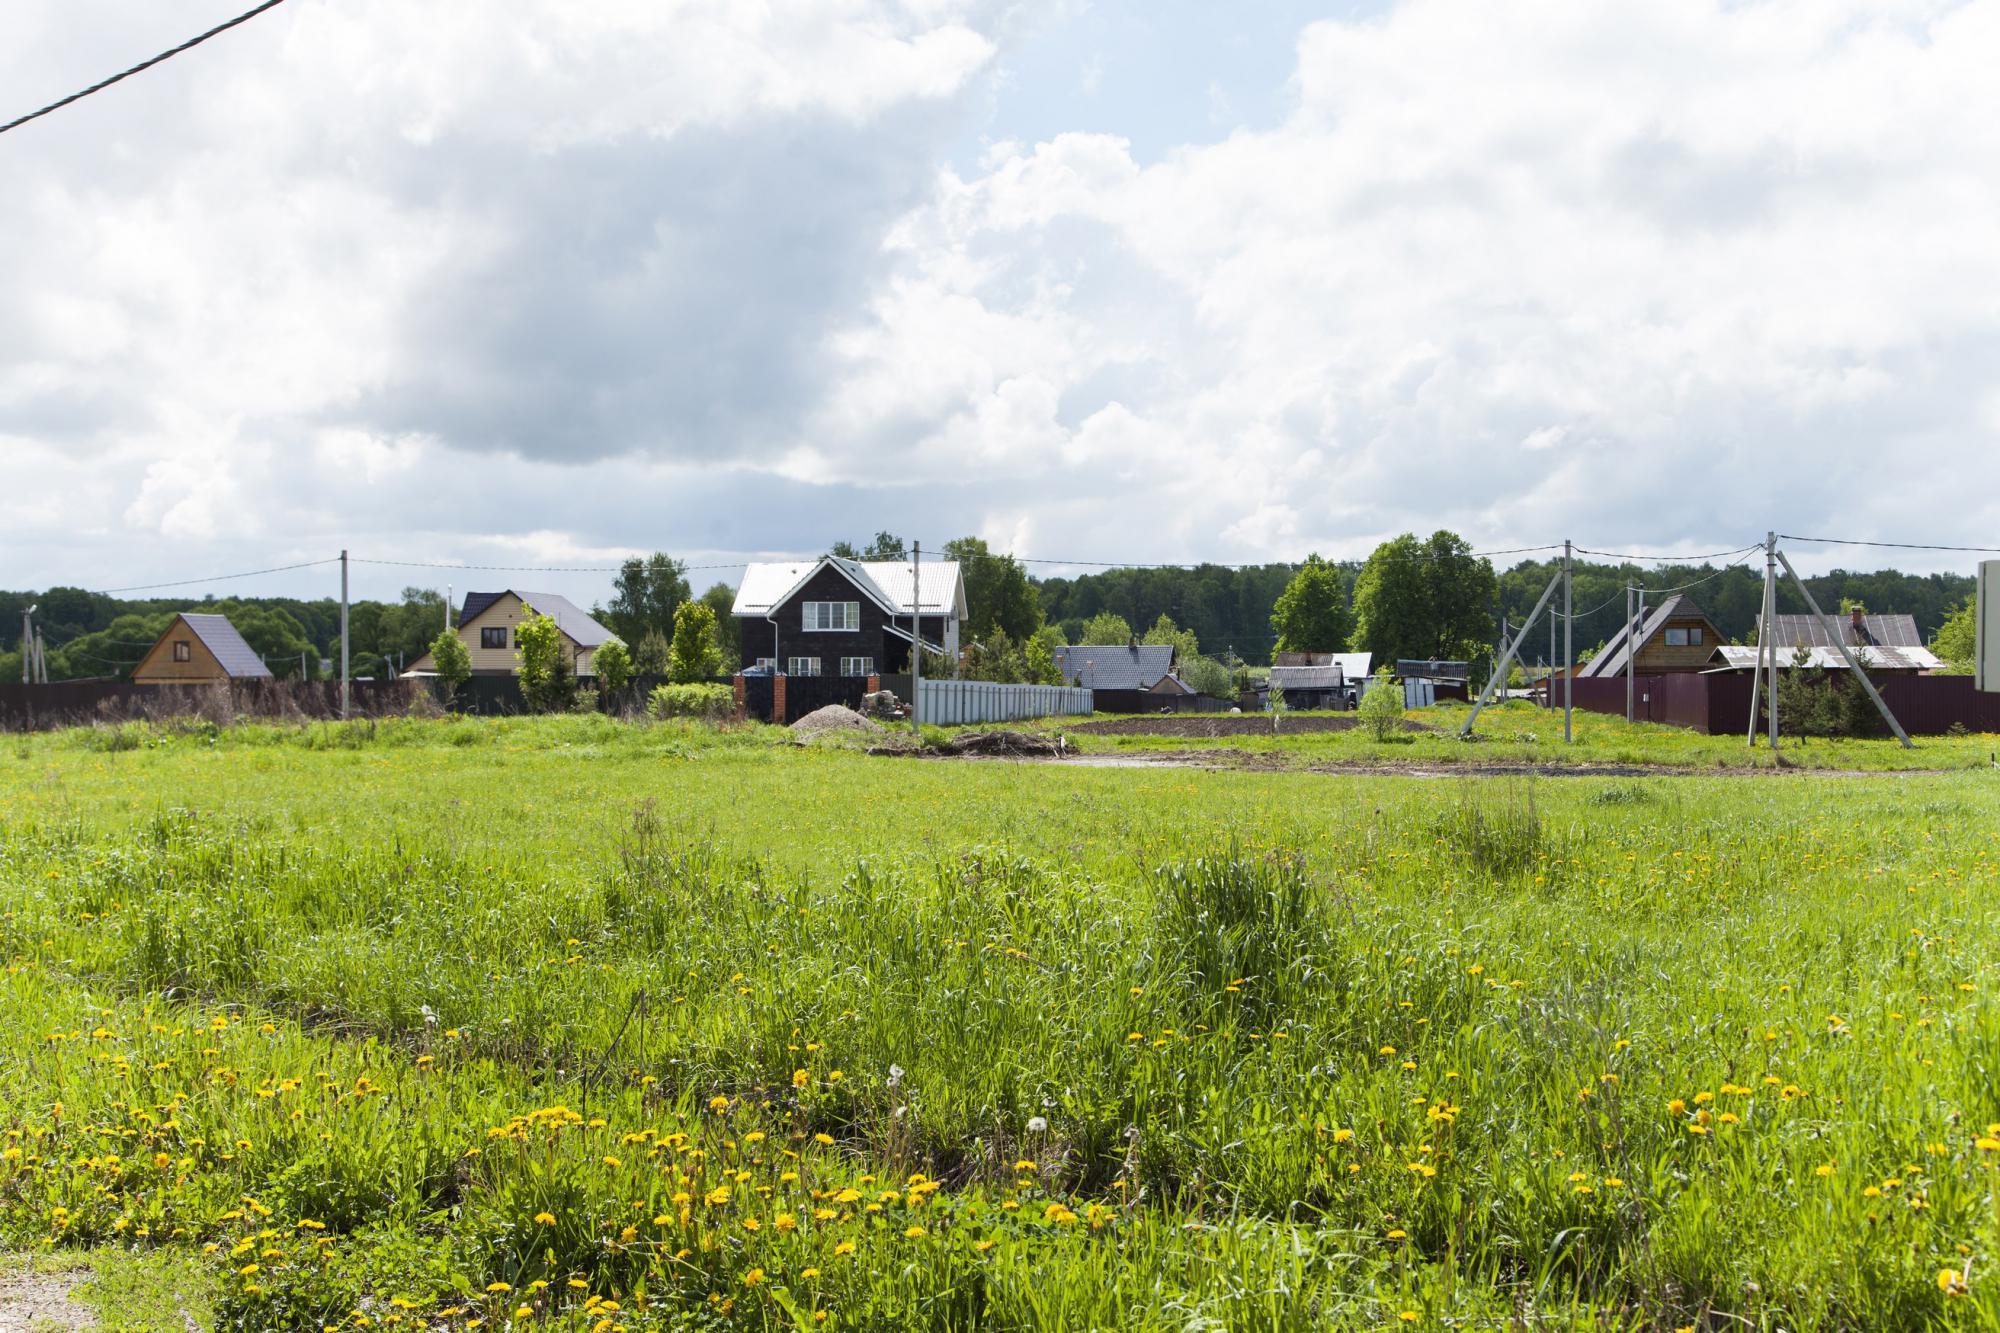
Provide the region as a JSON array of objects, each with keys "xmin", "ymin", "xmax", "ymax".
[
  {"xmin": 866, "ymin": 729, "xmax": 1074, "ymax": 759},
  {"xmin": 789, "ymin": 705, "xmax": 883, "ymax": 738}
]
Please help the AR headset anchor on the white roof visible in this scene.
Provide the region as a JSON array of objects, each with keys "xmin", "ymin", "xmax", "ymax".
[
  {"xmin": 1712, "ymin": 644, "xmax": 1941, "ymax": 671},
  {"xmin": 1327, "ymin": 652, "xmax": 1372, "ymax": 680},
  {"xmin": 731, "ymin": 557, "xmax": 965, "ymax": 618}
]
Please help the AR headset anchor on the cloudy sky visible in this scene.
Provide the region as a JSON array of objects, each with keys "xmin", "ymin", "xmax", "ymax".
[{"xmin": 3, "ymin": 0, "xmax": 1996, "ymax": 606}]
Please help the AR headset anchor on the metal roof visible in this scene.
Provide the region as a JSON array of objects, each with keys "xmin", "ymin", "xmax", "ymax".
[
  {"xmin": 1274, "ymin": 651, "xmax": 1373, "ymax": 679},
  {"xmin": 1396, "ymin": 658, "xmax": 1471, "ymax": 681},
  {"xmin": 1268, "ymin": 664, "xmax": 1347, "ymax": 689},
  {"xmin": 1053, "ymin": 643, "xmax": 1176, "ymax": 690},
  {"xmin": 731, "ymin": 558, "xmax": 965, "ymax": 618},
  {"xmin": 1712, "ymin": 643, "xmax": 1941, "ymax": 672},
  {"xmin": 1768, "ymin": 613, "xmax": 1922, "ymax": 649},
  {"xmin": 464, "ymin": 591, "xmax": 618, "ymax": 648},
  {"xmin": 1577, "ymin": 594, "xmax": 1719, "ymax": 678},
  {"xmin": 176, "ymin": 613, "xmax": 273, "ymax": 679}
]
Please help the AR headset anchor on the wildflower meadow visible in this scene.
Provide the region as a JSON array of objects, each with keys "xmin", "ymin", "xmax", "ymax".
[{"xmin": 1, "ymin": 714, "xmax": 1997, "ymax": 1329}]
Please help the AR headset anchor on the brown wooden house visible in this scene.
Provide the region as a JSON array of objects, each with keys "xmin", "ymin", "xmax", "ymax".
[
  {"xmin": 1576, "ymin": 594, "xmax": 1724, "ymax": 678},
  {"xmin": 131, "ymin": 613, "xmax": 274, "ymax": 684}
]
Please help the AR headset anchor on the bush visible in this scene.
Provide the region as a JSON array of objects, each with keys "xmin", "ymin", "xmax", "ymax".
[
  {"xmin": 1356, "ymin": 672, "xmax": 1404, "ymax": 740},
  {"xmin": 667, "ymin": 602, "xmax": 724, "ymax": 683},
  {"xmin": 648, "ymin": 682, "xmax": 734, "ymax": 722}
]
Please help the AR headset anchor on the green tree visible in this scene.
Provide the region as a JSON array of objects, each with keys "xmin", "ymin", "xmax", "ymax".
[
  {"xmin": 863, "ymin": 532, "xmax": 907, "ymax": 561},
  {"xmin": 602, "ymin": 554, "xmax": 689, "ymax": 645},
  {"xmin": 1271, "ymin": 554, "xmax": 1351, "ymax": 654},
  {"xmin": 944, "ymin": 537, "xmax": 1041, "ymax": 641},
  {"xmin": 1141, "ymin": 613, "xmax": 1201, "ymax": 666},
  {"xmin": 632, "ymin": 629, "xmax": 671, "ymax": 678},
  {"xmin": 1023, "ymin": 625, "xmax": 1065, "ymax": 686},
  {"xmin": 1356, "ymin": 671, "xmax": 1405, "ymax": 741},
  {"xmin": 1931, "ymin": 595, "xmax": 1976, "ymax": 672},
  {"xmin": 514, "ymin": 605, "xmax": 574, "ymax": 712},
  {"xmin": 428, "ymin": 628, "xmax": 472, "ymax": 702},
  {"xmin": 668, "ymin": 600, "xmax": 723, "ymax": 683},
  {"xmin": 830, "ymin": 540, "xmax": 860, "ymax": 558},
  {"xmin": 963, "ymin": 629, "xmax": 1024, "ymax": 683},
  {"xmin": 699, "ymin": 582, "xmax": 741, "ymax": 673},
  {"xmin": 594, "ymin": 638, "xmax": 633, "ymax": 698},
  {"xmin": 1351, "ymin": 531, "xmax": 1498, "ymax": 665},
  {"xmin": 1079, "ymin": 611, "xmax": 1133, "ymax": 645},
  {"xmin": 1181, "ymin": 654, "xmax": 1233, "ymax": 698}
]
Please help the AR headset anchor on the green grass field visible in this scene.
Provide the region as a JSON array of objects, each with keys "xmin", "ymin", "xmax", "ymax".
[{"xmin": 3, "ymin": 713, "xmax": 1999, "ymax": 1330}]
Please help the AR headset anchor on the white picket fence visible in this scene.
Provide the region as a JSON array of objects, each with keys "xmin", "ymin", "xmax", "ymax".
[{"xmin": 916, "ymin": 679, "xmax": 1093, "ymax": 725}]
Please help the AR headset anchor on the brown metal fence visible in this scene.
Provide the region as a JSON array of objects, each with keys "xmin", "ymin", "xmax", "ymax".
[
  {"xmin": 1550, "ymin": 672, "xmax": 1999, "ymax": 736},
  {"xmin": 0, "ymin": 679, "xmax": 426, "ymax": 732}
]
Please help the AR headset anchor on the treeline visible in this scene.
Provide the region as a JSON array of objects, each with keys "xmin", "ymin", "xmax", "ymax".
[{"xmin": 4, "ymin": 543, "xmax": 1978, "ymax": 684}]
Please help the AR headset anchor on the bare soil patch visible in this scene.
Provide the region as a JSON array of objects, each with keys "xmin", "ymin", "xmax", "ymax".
[
  {"xmin": 1069, "ymin": 714, "xmax": 1429, "ymax": 738},
  {"xmin": 871, "ymin": 730, "xmax": 1073, "ymax": 759},
  {"xmin": 0, "ymin": 1264, "xmax": 91, "ymax": 1332},
  {"xmin": 789, "ymin": 705, "xmax": 882, "ymax": 739}
]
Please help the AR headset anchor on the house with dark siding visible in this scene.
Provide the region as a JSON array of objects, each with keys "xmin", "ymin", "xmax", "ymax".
[{"xmin": 730, "ymin": 557, "xmax": 966, "ymax": 677}]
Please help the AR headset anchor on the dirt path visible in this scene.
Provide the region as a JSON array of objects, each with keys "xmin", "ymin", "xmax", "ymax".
[
  {"xmin": 963, "ymin": 749, "xmax": 1968, "ymax": 778},
  {"xmin": 0, "ymin": 1264, "xmax": 92, "ymax": 1332}
]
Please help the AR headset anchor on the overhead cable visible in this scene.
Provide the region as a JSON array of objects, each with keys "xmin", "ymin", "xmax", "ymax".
[
  {"xmin": 92, "ymin": 557, "xmax": 341, "ymax": 595},
  {"xmin": 1, "ymin": 0, "xmax": 292, "ymax": 137}
]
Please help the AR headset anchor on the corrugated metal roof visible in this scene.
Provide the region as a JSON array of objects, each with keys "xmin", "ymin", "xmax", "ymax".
[
  {"xmin": 1768, "ymin": 613, "xmax": 1922, "ymax": 649},
  {"xmin": 178, "ymin": 614, "xmax": 273, "ymax": 679},
  {"xmin": 458, "ymin": 591, "xmax": 504, "ymax": 626},
  {"xmin": 1274, "ymin": 651, "xmax": 1373, "ymax": 679},
  {"xmin": 1054, "ymin": 643, "xmax": 1176, "ymax": 690},
  {"xmin": 1713, "ymin": 644, "xmax": 1941, "ymax": 672},
  {"xmin": 1397, "ymin": 658, "xmax": 1471, "ymax": 681},
  {"xmin": 731, "ymin": 558, "xmax": 964, "ymax": 617},
  {"xmin": 1269, "ymin": 665, "xmax": 1346, "ymax": 689}
]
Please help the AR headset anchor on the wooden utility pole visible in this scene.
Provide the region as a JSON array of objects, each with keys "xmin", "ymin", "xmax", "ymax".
[{"xmin": 339, "ymin": 549, "xmax": 350, "ymax": 719}]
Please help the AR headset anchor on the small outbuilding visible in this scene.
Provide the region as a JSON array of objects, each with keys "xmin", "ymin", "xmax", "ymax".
[
  {"xmin": 1575, "ymin": 595, "xmax": 1724, "ymax": 678},
  {"xmin": 131, "ymin": 613, "xmax": 274, "ymax": 684}
]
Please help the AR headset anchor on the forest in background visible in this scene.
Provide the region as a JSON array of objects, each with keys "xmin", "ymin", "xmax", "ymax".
[{"xmin": 0, "ymin": 551, "xmax": 1977, "ymax": 683}]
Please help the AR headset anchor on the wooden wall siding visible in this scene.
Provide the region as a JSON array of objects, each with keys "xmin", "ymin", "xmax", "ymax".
[
  {"xmin": 131, "ymin": 621, "xmax": 231, "ymax": 683},
  {"xmin": 1632, "ymin": 618, "xmax": 1720, "ymax": 673},
  {"xmin": 763, "ymin": 566, "xmax": 890, "ymax": 673}
]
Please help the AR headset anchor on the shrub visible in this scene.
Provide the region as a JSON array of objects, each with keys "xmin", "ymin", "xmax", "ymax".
[
  {"xmin": 594, "ymin": 639, "xmax": 633, "ymax": 696},
  {"xmin": 515, "ymin": 606, "xmax": 576, "ymax": 713},
  {"xmin": 667, "ymin": 602, "xmax": 723, "ymax": 683},
  {"xmin": 1356, "ymin": 672, "xmax": 1404, "ymax": 740},
  {"xmin": 428, "ymin": 628, "xmax": 472, "ymax": 702},
  {"xmin": 649, "ymin": 682, "xmax": 734, "ymax": 722}
]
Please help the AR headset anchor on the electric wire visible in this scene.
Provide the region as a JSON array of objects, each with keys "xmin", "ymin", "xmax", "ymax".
[
  {"xmin": 1, "ymin": 0, "xmax": 292, "ymax": 137},
  {"xmin": 1778, "ymin": 535, "xmax": 2000, "ymax": 555},
  {"xmin": 91, "ymin": 557, "xmax": 341, "ymax": 595}
]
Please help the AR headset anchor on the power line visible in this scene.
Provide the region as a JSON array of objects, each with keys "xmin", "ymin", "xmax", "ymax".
[
  {"xmin": 1573, "ymin": 544, "xmax": 1761, "ymax": 563},
  {"xmin": 93, "ymin": 557, "xmax": 340, "ymax": 595},
  {"xmin": 351, "ymin": 557, "xmax": 749, "ymax": 574},
  {"xmin": 1, "ymin": 0, "xmax": 292, "ymax": 137},
  {"xmin": 1778, "ymin": 534, "xmax": 2000, "ymax": 556}
]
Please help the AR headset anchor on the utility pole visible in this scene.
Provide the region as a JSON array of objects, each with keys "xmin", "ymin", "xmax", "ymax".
[
  {"xmin": 1625, "ymin": 587, "xmax": 1634, "ymax": 723},
  {"xmin": 1547, "ymin": 605, "xmax": 1555, "ymax": 710},
  {"xmin": 446, "ymin": 583, "xmax": 453, "ymax": 633},
  {"xmin": 909, "ymin": 541, "xmax": 922, "ymax": 736},
  {"xmin": 19, "ymin": 606, "xmax": 32, "ymax": 685},
  {"xmin": 1764, "ymin": 532, "xmax": 1779, "ymax": 751},
  {"xmin": 1775, "ymin": 543, "xmax": 1911, "ymax": 747},
  {"xmin": 339, "ymin": 549, "xmax": 351, "ymax": 719},
  {"xmin": 1562, "ymin": 541, "xmax": 1573, "ymax": 743},
  {"xmin": 1749, "ymin": 535, "xmax": 1771, "ymax": 747},
  {"xmin": 34, "ymin": 630, "xmax": 48, "ymax": 684}
]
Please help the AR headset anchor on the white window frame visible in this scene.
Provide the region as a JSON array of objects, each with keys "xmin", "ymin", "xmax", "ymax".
[
  {"xmin": 840, "ymin": 657, "xmax": 874, "ymax": 677},
  {"xmin": 754, "ymin": 657, "xmax": 776, "ymax": 672},
  {"xmin": 787, "ymin": 656, "xmax": 823, "ymax": 676},
  {"xmin": 801, "ymin": 601, "xmax": 859, "ymax": 632}
]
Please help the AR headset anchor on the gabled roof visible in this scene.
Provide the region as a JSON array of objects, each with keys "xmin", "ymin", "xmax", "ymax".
[
  {"xmin": 732, "ymin": 557, "xmax": 966, "ymax": 619},
  {"xmin": 175, "ymin": 613, "xmax": 273, "ymax": 679},
  {"xmin": 1053, "ymin": 643, "xmax": 1176, "ymax": 690},
  {"xmin": 1768, "ymin": 612, "xmax": 1922, "ymax": 649},
  {"xmin": 1577, "ymin": 594, "xmax": 1719, "ymax": 677},
  {"xmin": 1397, "ymin": 659, "xmax": 1472, "ymax": 681},
  {"xmin": 459, "ymin": 591, "xmax": 617, "ymax": 648}
]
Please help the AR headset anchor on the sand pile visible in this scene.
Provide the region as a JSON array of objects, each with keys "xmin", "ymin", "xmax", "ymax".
[{"xmin": 790, "ymin": 705, "xmax": 883, "ymax": 738}]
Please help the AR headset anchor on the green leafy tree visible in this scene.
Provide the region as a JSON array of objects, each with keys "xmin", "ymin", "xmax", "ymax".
[
  {"xmin": 1352, "ymin": 531, "xmax": 1498, "ymax": 665},
  {"xmin": 1356, "ymin": 670, "xmax": 1405, "ymax": 741},
  {"xmin": 830, "ymin": 540, "xmax": 860, "ymax": 558},
  {"xmin": 1931, "ymin": 595, "xmax": 1976, "ymax": 673},
  {"xmin": 1141, "ymin": 614, "xmax": 1201, "ymax": 666},
  {"xmin": 668, "ymin": 600, "xmax": 724, "ymax": 683},
  {"xmin": 594, "ymin": 638, "xmax": 633, "ymax": 698},
  {"xmin": 602, "ymin": 554, "xmax": 689, "ymax": 645},
  {"xmin": 514, "ymin": 605, "xmax": 575, "ymax": 712},
  {"xmin": 1079, "ymin": 611, "xmax": 1133, "ymax": 645},
  {"xmin": 699, "ymin": 582, "xmax": 741, "ymax": 673},
  {"xmin": 863, "ymin": 532, "xmax": 907, "ymax": 561},
  {"xmin": 1022, "ymin": 626, "xmax": 1064, "ymax": 686},
  {"xmin": 963, "ymin": 629, "xmax": 1024, "ymax": 683},
  {"xmin": 428, "ymin": 628, "xmax": 472, "ymax": 702},
  {"xmin": 632, "ymin": 629, "xmax": 671, "ymax": 678},
  {"xmin": 1181, "ymin": 654, "xmax": 1233, "ymax": 698},
  {"xmin": 944, "ymin": 537, "xmax": 1042, "ymax": 641},
  {"xmin": 1271, "ymin": 554, "xmax": 1352, "ymax": 653}
]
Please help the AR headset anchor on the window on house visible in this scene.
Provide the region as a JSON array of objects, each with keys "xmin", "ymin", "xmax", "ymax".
[
  {"xmin": 840, "ymin": 657, "xmax": 874, "ymax": 677},
  {"xmin": 788, "ymin": 657, "xmax": 823, "ymax": 676},
  {"xmin": 480, "ymin": 627, "xmax": 508, "ymax": 650},
  {"xmin": 172, "ymin": 640, "xmax": 191, "ymax": 662},
  {"xmin": 754, "ymin": 657, "xmax": 776, "ymax": 671},
  {"xmin": 1664, "ymin": 627, "xmax": 1704, "ymax": 647},
  {"xmin": 801, "ymin": 601, "xmax": 859, "ymax": 631}
]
